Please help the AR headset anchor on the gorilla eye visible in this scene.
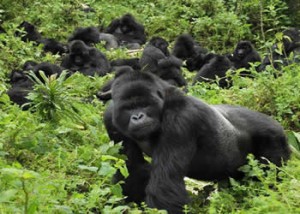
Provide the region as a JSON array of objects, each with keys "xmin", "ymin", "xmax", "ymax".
[{"xmin": 157, "ymin": 91, "xmax": 164, "ymax": 99}]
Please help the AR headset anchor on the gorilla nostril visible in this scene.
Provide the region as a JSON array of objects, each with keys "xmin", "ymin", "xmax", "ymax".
[
  {"xmin": 137, "ymin": 113, "xmax": 145, "ymax": 119},
  {"xmin": 131, "ymin": 113, "xmax": 145, "ymax": 123}
]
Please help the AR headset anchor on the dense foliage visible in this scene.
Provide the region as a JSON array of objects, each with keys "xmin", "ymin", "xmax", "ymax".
[{"xmin": 0, "ymin": 0, "xmax": 299, "ymax": 213}]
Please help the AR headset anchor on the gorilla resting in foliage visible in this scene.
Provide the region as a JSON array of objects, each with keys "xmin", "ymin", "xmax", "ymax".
[
  {"xmin": 104, "ymin": 67, "xmax": 290, "ymax": 214},
  {"xmin": 105, "ymin": 13, "xmax": 147, "ymax": 49},
  {"xmin": 259, "ymin": 28, "xmax": 300, "ymax": 71},
  {"xmin": 172, "ymin": 34, "xmax": 207, "ymax": 60},
  {"xmin": 140, "ymin": 37, "xmax": 186, "ymax": 87},
  {"xmin": 15, "ymin": 21, "xmax": 66, "ymax": 55},
  {"xmin": 7, "ymin": 61, "xmax": 62, "ymax": 109},
  {"xmin": 193, "ymin": 53, "xmax": 233, "ymax": 88},
  {"xmin": 111, "ymin": 58, "xmax": 141, "ymax": 70},
  {"xmin": 15, "ymin": 21, "xmax": 42, "ymax": 43},
  {"xmin": 230, "ymin": 41, "xmax": 261, "ymax": 71},
  {"xmin": 61, "ymin": 40, "xmax": 111, "ymax": 76},
  {"xmin": 68, "ymin": 26, "xmax": 101, "ymax": 45}
]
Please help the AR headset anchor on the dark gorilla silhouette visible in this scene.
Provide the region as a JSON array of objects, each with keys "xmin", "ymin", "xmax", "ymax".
[
  {"xmin": 140, "ymin": 37, "xmax": 186, "ymax": 87},
  {"xmin": 105, "ymin": 13, "xmax": 146, "ymax": 49},
  {"xmin": 40, "ymin": 38, "xmax": 67, "ymax": 55},
  {"xmin": 194, "ymin": 54, "xmax": 233, "ymax": 88},
  {"xmin": 111, "ymin": 58, "xmax": 141, "ymax": 70},
  {"xmin": 172, "ymin": 34, "xmax": 207, "ymax": 60},
  {"xmin": 231, "ymin": 41, "xmax": 261, "ymax": 70},
  {"xmin": 61, "ymin": 40, "xmax": 111, "ymax": 76},
  {"xmin": 7, "ymin": 61, "xmax": 62, "ymax": 109},
  {"xmin": 185, "ymin": 52, "xmax": 213, "ymax": 72},
  {"xmin": 15, "ymin": 21, "xmax": 66, "ymax": 55},
  {"xmin": 68, "ymin": 26, "xmax": 101, "ymax": 45},
  {"xmin": 104, "ymin": 67, "xmax": 290, "ymax": 214},
  {"xmin": 15, "ymin": 21, "xmax": 42, "ymax": 43},
  {"xmin": 259, "ymin": 28, "xmax": 300, "ymax": 71}
]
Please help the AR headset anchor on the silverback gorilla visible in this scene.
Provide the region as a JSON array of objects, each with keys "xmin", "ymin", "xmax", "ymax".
[{"xmin": 103, "ymin": 67, "xmax": 290, "ymax": 214}]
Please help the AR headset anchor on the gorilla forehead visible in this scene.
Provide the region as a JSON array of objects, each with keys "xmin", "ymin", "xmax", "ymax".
[{"xmin": 112, "ymin": 71, "xmax": 161, "ymax": 98}]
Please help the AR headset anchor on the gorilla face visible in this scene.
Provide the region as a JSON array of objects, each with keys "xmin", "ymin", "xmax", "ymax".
[
  {"xmin": 234, "ymin": 41, "xmax": 252, "ymax": 59},
  {"xmin": 69, "ymin": 40, "xmax": 90, "ymax": 66},
  {"xmin": 149, "ymin": 37, "xmax": 170, "ymax": 56},
  {"xmin": 111, "ymin": 69, "xmax": 164, "ymax": 140}
]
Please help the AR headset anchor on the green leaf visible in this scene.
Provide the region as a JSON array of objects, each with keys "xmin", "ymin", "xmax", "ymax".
[
  {"xmin": 0, "ymin": 189, "xmax": 18, "ymax": 202},
  {"xmin": 78, "ymin": 165, "xmax": 98, "ymax": 172}
]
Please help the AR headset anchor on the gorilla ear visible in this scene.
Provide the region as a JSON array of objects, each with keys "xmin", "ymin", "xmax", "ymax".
[
  {"xmin": 97, "ymin": 90, "xmax": 112, "ymax": 101},
  {"xmin": 115, "ymin": 66, "xmax": 134, "ymax": 78}
]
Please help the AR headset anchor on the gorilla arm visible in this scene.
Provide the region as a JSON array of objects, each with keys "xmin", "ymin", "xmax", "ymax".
[{"xmin": 145, "ymin": 102, "xmax": 197, "ymax": 213}]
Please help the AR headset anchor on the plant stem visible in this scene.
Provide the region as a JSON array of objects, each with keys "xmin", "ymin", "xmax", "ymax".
[{"xmin": 22, "ymin": 178, "xmax": 29, "ymax": 214}]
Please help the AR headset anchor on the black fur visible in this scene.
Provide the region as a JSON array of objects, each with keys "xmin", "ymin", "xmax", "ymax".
[
  {"xmin": 111, "ymin": 58, "xmax": 141, "ymax": 70},
  {"xmin": 40, "ymin": 38, "xmax": 67, "ymax": 55},
  {"xmin": 194, "ymin": 54, "xmax": 233, "ymax": 88},
  {"xmin": 61, "ymin": 40, "xmax": 111, "ymax": 76},
  {"xmin": 105, "ymin": 14, "xmax": 146, "ymax": 49},
  {"xmin": 140, "ymin": 37, "xmax": 186, "ymax": 87},
  {"xmin": 68, "ymin": 27, "xmax": 100, "ymax": 45},
  {"xmin": 104, "ymin": 67, "xmax": 290, "ymax": 213},
  {"xmin": 7, "ymin": 61, "xmax": 62, "ymax": 109},
  {"xmin": 172, "ymin": 34, "xmax": 207, "ymax": 60},
  {"xmin": 15, "ymin": 21, "xmax": 42, "ymax": 43},
  {"xmin": 185, "ymin": 53, "xmax": 213, "ymax": 72},
  {"xmin": 231, "ymin": 41, "xmax": 261, "ymax": 70}
]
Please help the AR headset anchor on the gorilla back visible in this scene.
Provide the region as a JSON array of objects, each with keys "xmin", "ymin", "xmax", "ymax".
[{"xmin": 104, "ymin": 67, "xmax": 290, "ymax": 214}]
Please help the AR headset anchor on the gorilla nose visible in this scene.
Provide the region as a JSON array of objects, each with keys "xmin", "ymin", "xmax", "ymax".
[{"xmin": 131, "ymin": 113, "xmax": 145, "ymax": 124}]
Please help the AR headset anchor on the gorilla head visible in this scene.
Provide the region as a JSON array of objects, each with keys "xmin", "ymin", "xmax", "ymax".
[
  {"xmin": 111, "ymin": 67, "xmax": 165, "ymax": 140},
  {"xmin": 148, "ymin": 37, "xmax": 170, "ymax": 56},
  {"xmin": 69, "ymin": 40, "xmax": 90, "ymax": 66},
  {"xmin": 233, "ymin": 41, "xmax": 254, "ymax": 60}
]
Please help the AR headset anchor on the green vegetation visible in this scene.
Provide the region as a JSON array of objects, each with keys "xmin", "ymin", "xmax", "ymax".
[{"xmin": 0, "ymin": 0, "xmax": 299, "ymax": 213}]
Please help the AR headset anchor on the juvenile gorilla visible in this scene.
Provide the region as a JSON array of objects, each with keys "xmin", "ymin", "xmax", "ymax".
[
  {"xmin": 15, "ymin": 21, "xmax": 66, "ymax": 55},
  {"xmin": 140, "ymin": 37, "xmax": 186, "ymax": 87},
  {"xmin": 8, "ymin": 61, "xmax": 62, "ymax": 109},
  {"xmin": 15, "ymin": 21, "xmax": 42, "ymax": 43},
  {"xmin": 105, "ymin": 13, "xmax": 146, "ymax": 49},
  {"xmin": 193, "ymin": 54, "xmax": 233, "ymax": 88},
  {"xmin": 104, "ymin": 67, "xmax": 290, "ymax": 214},
  {"xmin": 68, "ymin": 26, "xmax": 101, "ymax": 45},
  {"xmin": 172, "ymin": 34, "xmax": 207, "ymax": 60},
  {"xmin": 61, "ymin": 40, "xmax": 111, "ymax": 76},
  {"xmin": 231, "ymin": 41, "xmax": 261, "ymax": 70}
]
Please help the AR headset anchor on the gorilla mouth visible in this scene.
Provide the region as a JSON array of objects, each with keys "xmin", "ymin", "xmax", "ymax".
[{"xmin": 129, "ymin": 122, "xmax": 159, "ymax": 138}]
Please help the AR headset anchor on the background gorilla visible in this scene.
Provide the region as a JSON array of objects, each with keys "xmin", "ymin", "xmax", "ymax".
[
  {"xmin": 15, "ymin": 21, "xmax": 66, "ymax": 55},
  {"xmin": 104, "ymin": 67, "xmax": 290, "ymax": 214},
  {"xmin": 61, "ymin": 40, "xmax": 111, "ymax": 76},
  {"xmin": 40, "ymin": 38, "xmax": 67, "ymax": 55},
  {"xmin": 194, "ymin": 54, "xmax": 233, "ymax": 88},
  {"xmin": 99, "ymin": 33, "xmax": 119, "ymax": 49},
  {"xmin": 185, "ymin": 52, "xmax": 214, "ymax": 72},
  {"xmin": 68, "ymin": 26, "xmax": 101, "ymax": 45},
  {"xmin": 111, "ymin": 58, "xmax": 141, "ymax": 70},
  {"xmin": 105, "ymin": 13, "xmax": 146, "ymax": 49},
  {"xmin": 259, "ymin": 28, "xmax": 300, "ymax": 71},
  {"xmin": 140, "ymin": 37, "xmax": 186, "ymax": 87},
  {"xmin": 172, "ymin": 34, "xmax": 207, "ymax": 60},
  {"xmin": 8, "ymin": 61, "xmax": 62, "ymax": 109},
  {"xmin": 231, "ymin": 41, "xmax": 261, "ymax": 70},
  {"xmin": 15, "ymin": 21, "xmax": 42, "ymax": 43}
]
